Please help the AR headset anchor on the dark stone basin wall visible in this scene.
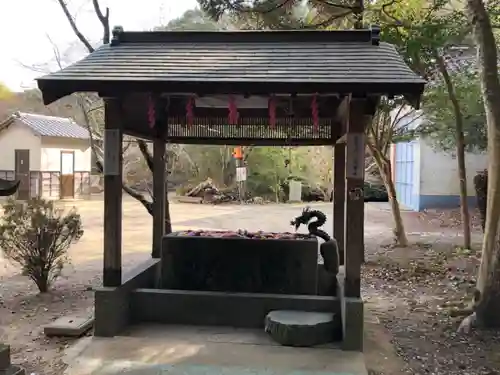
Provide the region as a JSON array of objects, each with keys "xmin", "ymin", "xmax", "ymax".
[
  {"xmin": 161, "ymin": 234, "xmax": 318, "ymax": 295},
  {"xmin": 94, "ymin": 258, "xmax": 160, "ymax": 337}
]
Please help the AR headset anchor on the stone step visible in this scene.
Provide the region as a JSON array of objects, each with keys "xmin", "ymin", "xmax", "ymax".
[
  {"xmin": 265, "ymin": 310, "xmax": 341, "ymax": 347},
  {"xmin": 0, "ymin": 344, "xmax": 10, "ymax": 370},
  {"xmin": 0, "ymin": 345, "xmax": 25, "ymax": 375},
  {"xmin": 44, "ymin": 315, "xmax": 94, "ymax": 337},
  {"xmin": 63, "ymin": 324, "xmax": 367, "ymax": 375},
  {"xmin": 2, "ymin": 365, "xmax": 26, "ymax": 375}
]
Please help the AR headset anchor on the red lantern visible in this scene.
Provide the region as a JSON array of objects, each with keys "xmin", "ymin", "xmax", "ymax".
[
  {"xmin": 186, "ymin": 96, "xmax": 194, "ymax": 127},
  {"xmin": 233, "ymin": 146, "xmax": 243, "ymax": 159},
  {"xmin": 147, "ymin": 95, "xmax": 155, "ymax": 128},
  {"xmin": 311, "ymin": 94, "xmax": 319, "ymax": 132},
  {"xmin": 268, "ymin": 96, "xmax": 276, "ymax": 128},
  {"xmin": 283, "ymin": 0, "xmax": 295, "ymax": 11},
  {"xmin": 228, "ymin": 95, "xmax": 238, "ymax": 125}
]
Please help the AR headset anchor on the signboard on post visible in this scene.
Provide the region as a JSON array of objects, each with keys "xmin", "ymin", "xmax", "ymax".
[
  {"xmin": 346, "ymin": 132, "xmax": 365, "ymax": 179},
  {"xmin": 103, "ymin": 129, "xmax": 120, "ymax": 176},
  {"xmin": 236, "ymin": 167, "xmax": 247, "ymax": 182}
]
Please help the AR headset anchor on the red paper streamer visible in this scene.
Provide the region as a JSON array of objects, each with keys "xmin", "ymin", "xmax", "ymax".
[
  {"xmin": 283, "ymin": 0, "xmax": 295, "ymax": 11},
  {"xmin": 268, "ymin": 96, "xmax": 276, "ymax": 128},
  {"xmin": 147, "ymin": 95, "xmax": 155, "ymax": 128},
  {"xmin": 228, "ymin": 95, "xmax": 238, "ymax": 125},
  {"xmin": 186, "ymin": 96, "xmax": 194, "ymax": 127},
  {"xmin": 311, "ymin": 94, "xmax": 319, "ymax": 132}
]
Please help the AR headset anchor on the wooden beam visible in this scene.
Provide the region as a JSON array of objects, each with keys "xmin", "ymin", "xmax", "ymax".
[
  {"xmin": 152, "ymin": 138, "xmax": 166, "ymax": 258},
  {"xmin": 103, "ymin": 98, "xmax": 123, "ymax": 287},
  {"xmin": 336, "ymin": 134, "xmax": 347, "ymax": 144},
  {"xmin": 334, "ymin": 95, "xmax": 350, "ymax": 145},
  {"xmin": 333, "ymin": 143, "xmax": 346, "ymax": 265},
  {"xmin": 344, "ymin": 99, "xmax": 369, "ymax": 298},
  {"xmin": 335, "ymin": 95, "xmax": 377, "ymax": 144}
]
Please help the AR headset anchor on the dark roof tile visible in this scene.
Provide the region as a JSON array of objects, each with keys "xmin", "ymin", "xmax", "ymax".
[{"xmin": 37, "ymin": 29, "xmax": 425, "ymax": 104}]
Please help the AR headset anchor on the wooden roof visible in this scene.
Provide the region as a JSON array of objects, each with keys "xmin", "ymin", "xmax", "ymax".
[{"xmin": 37, "ymin": 26, "xmax": 425, "ymax": 105}]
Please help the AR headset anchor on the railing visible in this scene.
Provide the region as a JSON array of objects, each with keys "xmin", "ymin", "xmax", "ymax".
[
  {"xmin": 74, "ymin": 171, "xmax": 92, "ymax": 198},
  {"xmin": 0, "ymin": 170, "xmax": 91, "ymax": 200},
  {"xmin": 0, "ymin": 171, "xmax": 15, "ymax": 181},
  {"xmin": 164, "ymin": 117, "xmax": 336, "ymax": 145},
  {"xmin": 37, "ymin": 171, "xmax": 60, "ymax": 199}
]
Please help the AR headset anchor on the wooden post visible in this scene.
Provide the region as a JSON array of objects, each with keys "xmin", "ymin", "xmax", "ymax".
[
  {"xmin": 344, "ymin": 99, "xmax": 367, "ymax": 298},
  {"xmin": 152, "ymin": 138, "xmax": 166, "ymax": 258},
  {"xmin": 103, "ymin": 98, "xmax": 123, "ymax": 287},
  {"xmin": 333, "ymin": 143, "xmax": 346, "ymax": 264}
]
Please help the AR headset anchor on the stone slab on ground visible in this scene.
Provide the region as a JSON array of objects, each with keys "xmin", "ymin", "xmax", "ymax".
[
  {"xmin": 44, "ymin": 315, "xmax": 94, "ymax": 337},
  {"xmin": 64, "ymin": 324, "xmax": 367, "ymax": 375},
  {"xmin": 265, "ymin": 310, "xmax": 339, "ymax": 347},
  {"xmin": 0, "ymin": 344, "xmax": 10, "ymax": 369},
  {"xmin": 3, "ymin": 365, "xmax": 26, "ymax": 375}
]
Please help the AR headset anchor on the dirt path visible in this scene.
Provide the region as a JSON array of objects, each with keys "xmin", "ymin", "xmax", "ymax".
[{"xmin": 0, "ymin": 199, "xmax": 497, "ymax": 375}]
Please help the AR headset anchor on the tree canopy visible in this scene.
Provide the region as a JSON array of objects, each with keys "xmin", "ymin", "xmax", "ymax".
[
  {"xmin": 157, "ymin": 8, "xmax": 223, "ymax": 31},
  {"xmin": 0, "ymin": 82, "xmax": 13, "ymax": 100},
  {"xmin": 422, "ymin": 63, "xmax": 487, "ymax": 153}
]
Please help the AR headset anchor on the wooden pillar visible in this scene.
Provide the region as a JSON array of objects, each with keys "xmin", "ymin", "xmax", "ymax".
[
  {"xmin": 152, "ymin": 138, "xmax": 166, "ymax": 258},
  {"xmin": 333, "ymin": 143, "xmax": 345, "ymax": 264},
  {"xmin": 103, "ymin": 98, "xmax": 123, "ymax": 287},
  {"xmin": 344, "ymin": 99, "xmax": 367, "ymax": 298}
]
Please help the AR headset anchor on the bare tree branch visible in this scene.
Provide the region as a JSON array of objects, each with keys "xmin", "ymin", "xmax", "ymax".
[
  {"xmin": 92, "ymin": 0, "xmax": 110, "ymax": 44},
  {"xmin": 137, "ymin": 140, "xmax": 154, "ymax": 171},
  {"xmin": 15, "ymin": 61, "xmax": 50, "ymax": 74},
  {"xmin": 121, "ymin": 183, "xmax": 153, "ymax": 214},
  {"xmin": 56, "ymin": 0, "xmax": 95, "ymax": 53},
  {"xmin": 46, "ymin": 34, "xmax": 63, "ymax": 70},
  {"xmin": 54, "ymin": 0, "xmax": 160, "ymax": 207}
]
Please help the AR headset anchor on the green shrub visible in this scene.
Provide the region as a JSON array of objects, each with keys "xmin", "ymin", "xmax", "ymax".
[
  {"xmin": 364, "ymin": 182, "xmax": 388, "ymax": 201},
  {"xmin": 0, "ymin": 198, "xmax": 83, "ymax": 293}
]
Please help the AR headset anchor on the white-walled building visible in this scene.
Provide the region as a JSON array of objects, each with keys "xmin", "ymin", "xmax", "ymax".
[
  {"xmin": 389, "ymin": 107, "xmax": 486, "ymax": 211},
  {"xmin": 0, "ymin": 112, "xmax": 92, "ymax": 200}
]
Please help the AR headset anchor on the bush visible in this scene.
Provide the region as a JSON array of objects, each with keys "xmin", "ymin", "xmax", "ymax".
[
  {"xmin": 364, "ymin": 182, "xmax": 389, "ymax": 202},
  {"xmin": 0, "ymin": 198, "xmax": 83, "ymax": 293},
  {"xmin": 329, "ymin": 181, "xmax": 389, "ymax": 202}
]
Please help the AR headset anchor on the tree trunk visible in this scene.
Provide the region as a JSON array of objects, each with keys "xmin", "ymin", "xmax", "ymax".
[
  {"xmin": 382, "ymin": 163, "xmax": 409, "ymax": 247},
  {"xmin": 372, "ymin": 151, "xmax": 409, "ymax": 247},
  {"xmin": 34, "ymin": 273, "xmax": 49, "ymax": 293},
  {"xmin": 473, "ymin": 169, "xmax": 488, "ymax": 232},
  {"xmin": 463, "ymin": 0, "xmax": 500, "ymax": 329},
  {"xmin": 436, "ymin": 54, "xmax": 472, "ymax": 250},
  {"xmin": 353, "ymin": 0, "xmax": 364, "ymax": 29}
]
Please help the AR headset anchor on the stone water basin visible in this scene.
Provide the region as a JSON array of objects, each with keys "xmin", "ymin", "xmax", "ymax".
[{"xmin": 162, "ymin": 230, "xmax": 318, "ymax": 294}]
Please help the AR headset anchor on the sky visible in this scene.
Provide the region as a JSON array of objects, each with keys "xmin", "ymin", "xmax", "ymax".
[{"xmin": 0, "ymin": 0, "xmax": 197, "ymax": 91}]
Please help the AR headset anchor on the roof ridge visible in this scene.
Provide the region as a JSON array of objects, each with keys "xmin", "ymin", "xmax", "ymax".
[
  {"xmin": 17, "ymin": 111, "xmax": 74, "ymax": 122},
  {"xmin": 10, "ymin": 111, "xmax": 89, "ymax": 139},
  {"xmin": 110, "ymin": 25, "xmax": 381, "ymax": 46}
]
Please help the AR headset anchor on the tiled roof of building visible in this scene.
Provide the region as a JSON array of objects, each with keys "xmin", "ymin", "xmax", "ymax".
[
  {"xmin": 36, "ymin": 27, "xmax": 425, "ymax": 105},
  {"xmin": 1, "ymin": 112, "xmax": 90, "ymax": 139}
]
